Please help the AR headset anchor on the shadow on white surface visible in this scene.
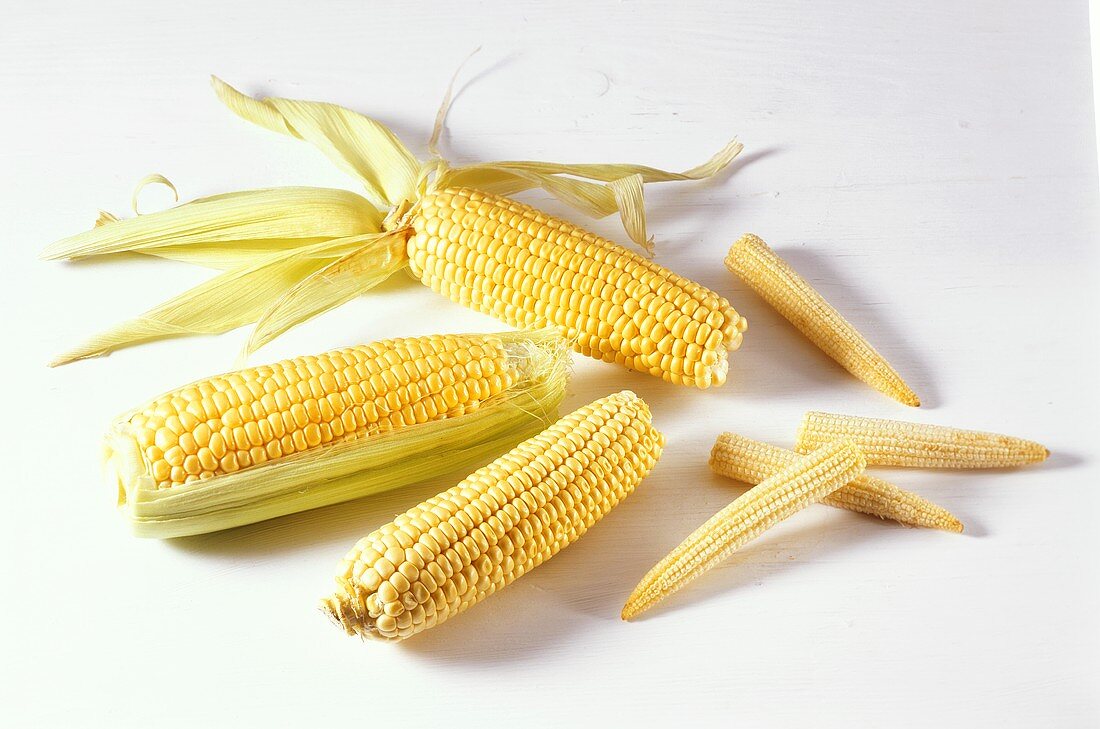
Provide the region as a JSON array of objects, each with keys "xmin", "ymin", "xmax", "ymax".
[
  {"xmin": 778, "ymin": 246, "xmax": 939, "ymax": 408},
  {"xmin": 430, "ymin": 51, "xmax": 523, "ymax": 161},
  {"xmin": 711, "ymin": 244, "xmax": 939, "ymax": 409},
  {"xmin": 642, "ymin": 146, "xmax": 786, "ymax": 239},
  {"xmin": 618, "ymin": 516, "xmax": 912, "ymax": 623}
]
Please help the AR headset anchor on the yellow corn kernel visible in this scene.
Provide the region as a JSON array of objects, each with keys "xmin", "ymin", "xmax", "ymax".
[
  {"xmin": 120, "ymin": 334, "xmax": 518, "ymax": 490},
  {"xmin": 795, "ymin": 411, "xmax": 1049, "ymax": 469},
  {"xmin": 710, "ymin": 433, "xmax": 962, "ymax": 532},
  {"xmin": 725, "ymin": 234, "xmax": 918, "ymax": 406},
  {"xmin": 321, "ymin": 390, "xmax": 664, "ymax": 641},
  {"xmin": 622, "ymin": 440, "xmax": 865, "ymax": 620},
  {"xmin": 105, "ymin": 329, "xmax": 570, "ymax": 538},
  {"xmin": 409, "ymin": 189, "xmax": 748, "ymax": 389}
]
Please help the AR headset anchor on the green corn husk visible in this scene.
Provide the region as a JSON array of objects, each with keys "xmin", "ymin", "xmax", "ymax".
[{"xmin": 105, "ymin": 328, "xmax": 569, "ymax": 538}]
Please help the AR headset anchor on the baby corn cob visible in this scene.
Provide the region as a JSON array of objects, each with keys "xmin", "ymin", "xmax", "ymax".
[
  {"xmin": 710, "ymin": 433, "xmax": 962, "ymax": 532},
  {"xmin": 410, "ymin": 189, "xmax": 747, "ymax": 388},
  {"xmin": 622, "ymin": 440, "xmax": 865, "ymax": 620},
  {"xmin": 725, "ymin": 234, "xmax": 918, "ymax": 406},
  {"xmin": 322, "ymin": 390, "xmax": 664, "ymax": 641},
  {"xmin": 795, "ymin": 411, "xmax": 1049, "ymax": 469},
  {"xmin": 108, "ymin": 329, "xmax": 569, "ymax": 538}
]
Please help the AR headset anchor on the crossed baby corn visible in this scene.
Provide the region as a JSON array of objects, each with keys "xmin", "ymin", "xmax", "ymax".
[
  {"xmin": 710, "ymin": 433, "xmax": 963, "ymax": 532},
  {"xmin": 623, "ymin": 411, "xmax": 1046, "ymax": 618}
]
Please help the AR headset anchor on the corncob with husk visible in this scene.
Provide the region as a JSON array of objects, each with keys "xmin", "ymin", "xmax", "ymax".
[
  {"xmin": 623, "ymin": 440, "xmax": 866, "ymax": 619},
  {"xmin": 710, "ymin": 433, "xmax": 963, "ymax": 532},
  {"xmin": 322, "ymin": 390, "xmax": 663, "ymax": 641},
  {"xmin": 725, "ymin": 233, "xmax": 919, "ymax": 406},
  {"xmin": 795, "ymin": 411, "xmax": 1049, "ymax": 469},
  {"xmin": 42, "ymin": 78, "xmax": 747, "ymax": 388},
  {"xmin": 107, "ymin": 329, "xmax": 569, "ymax": 538}
]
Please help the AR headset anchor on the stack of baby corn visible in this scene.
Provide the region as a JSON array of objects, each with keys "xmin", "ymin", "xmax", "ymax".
[{"xmin": 43, "ymin": 76, "xmax": 1048, "ymax": 642}]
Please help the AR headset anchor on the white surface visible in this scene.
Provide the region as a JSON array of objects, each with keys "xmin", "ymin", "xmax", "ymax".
[{"xmin": 3, "ymin": 1, "xmax": 1098, "ymax": 726}]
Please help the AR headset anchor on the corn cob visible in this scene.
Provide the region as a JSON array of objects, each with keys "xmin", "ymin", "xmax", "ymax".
[
  {"xmin": 107, "ymin": 329, "xmax": 569, "ymax": 538},
  {"xmin": 725, "ymin": 234, "xmax": 918, "ymax": 406},
  {"xmin": 623, "ymin": 440, "xmax": 865, "ymax": 620},
  {"xmin": 44, "ymin": 81, "xmax": 749, "ymax": 389},
  {"xmin": 322, "ymin": 390, "xmax": 663, "ymax": 641},
  {"xmin": 409, "ymin": 189, "xmax": 747, "ymax": 389},
  {"xmin": 710, "ymin": 433, "xmax": 962, "ymax": 532},
  {"xmin": 795, "ymin": 411, "xmax": 1049, "ymax": 469}
]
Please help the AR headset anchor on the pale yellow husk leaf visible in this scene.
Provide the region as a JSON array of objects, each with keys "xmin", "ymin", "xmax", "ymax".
[
  {"xmin": 240, "ymin": 231, "xmax": 408, "ymax": 362},
  {"xmin": 212, "ymin": 77, "xmax": 421, "ymax": 210},
  {"xmin": 42, "ymin": 187, "xmax": 382, "ymax": 261},
  {"xmin": 214, "ymin": 76, "xmax": 742, "ymax": 254},
  {"xmin": 45, "ymin": 73, "xmax": 743, "ymax": 364},
  {"xmin": 48, "ymin": 233, "xmax": 401, "ymax": 367}
]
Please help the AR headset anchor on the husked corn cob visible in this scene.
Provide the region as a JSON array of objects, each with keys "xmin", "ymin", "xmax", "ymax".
[
  {"xmin": 409, "ymin": 188, "xmax": 748, "ymax": 389},
  {"xmin": 710, "ymin": 433, "xmax": 962, "ymax": 532},
  {"xmin": 725, "ymin": 234, "xmax": 919, "ymax": 406},
  {"xmin": 107, "ymin": 329, "xmax": 569, "ymax": 537},
  {"xmin": 623, "ymin": 440, "xmax": 865, "ymax": 620},
  {"xmin": 795, "ymin": 411, "xmax": 1049, "ymax": 469},
  {"xmin": 44, "ymin": 80, "xmax": 749, "ymax": 385},
  {"xmin": 322, "ymin": 390, "xmax": 664, "ymax": 641}
]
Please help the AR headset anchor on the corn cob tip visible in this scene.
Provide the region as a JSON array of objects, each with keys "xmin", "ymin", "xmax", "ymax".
[
  {"xmin": 943, "ymin": 514, "xmax": 965, "ymax": 534},
  {"xmin": 620, "ymin": 598, "xmax": 647, "ymax": 622},
  {"xmin": 621, "ymin": 574, "xmax": 675, "ymax": 620},
  {"xmin": 621, "ymin": 575, "xmax": 665, "ymax": 620}
]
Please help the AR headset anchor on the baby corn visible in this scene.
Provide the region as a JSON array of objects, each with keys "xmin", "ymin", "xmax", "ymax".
[
  {"xmin": 107, "ymin": 329, "xmax": 569, "ymax": 537},
  {"xmin": 795, "ymin": 411, "xmax": 1049, "ymax": 469},
  {"xmin": 623, "ymin": 440, "xmax": 865, "ymax": 620},
  {"xmin": 322, "ymin": 391, "xmax": 663, "ymax": 641},
  {"xmin": 725, "ymin": 234, "xmax": 919, "ymax": 406},
  {"xmin": 710, "ymin": 433, "xmax": 962, "ymax": 532}
]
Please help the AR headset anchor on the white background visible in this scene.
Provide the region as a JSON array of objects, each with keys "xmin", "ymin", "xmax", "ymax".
[{"xmin": 3, "ymin": 1, "xmax": 1098, "ymax": 726}]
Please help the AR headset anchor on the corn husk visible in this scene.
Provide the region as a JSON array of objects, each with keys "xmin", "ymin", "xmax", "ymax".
[
  {"xmin": 45, "ymin": 73, "xmax": 742, "ymax": 365},
  {"xmin": 105, "ymin": 328, "xmax": 569, "ymax": 538}
]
